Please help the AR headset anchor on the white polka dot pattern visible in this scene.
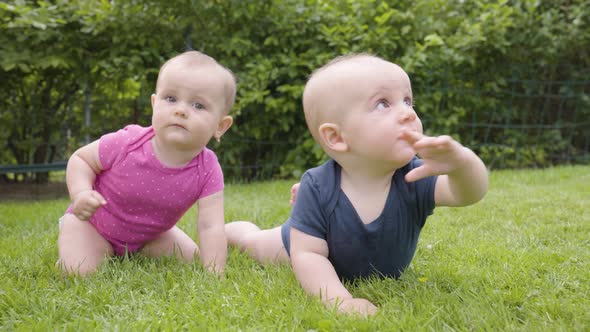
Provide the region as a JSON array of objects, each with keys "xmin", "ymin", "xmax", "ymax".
[{"xmin": 67, "ymin": 125, "xmax": 224, "ymax": 250}]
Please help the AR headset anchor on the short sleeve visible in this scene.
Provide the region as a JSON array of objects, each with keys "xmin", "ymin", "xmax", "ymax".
[
  {"xmin": 288, "ymin": 172, "xmax": 327, "ymax": 240},
  {"xmin": 98, "ymin": 125, "xmax": 138, "ymax": 170}
]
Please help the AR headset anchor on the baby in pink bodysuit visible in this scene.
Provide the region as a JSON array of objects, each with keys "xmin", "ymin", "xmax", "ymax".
[{"xmin": 57, "ymin": 51, "xmax": 235, "ymax": 276}]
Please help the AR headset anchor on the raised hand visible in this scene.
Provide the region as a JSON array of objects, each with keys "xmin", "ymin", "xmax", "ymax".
[
  {"xmin": 71, "ymin": 190, "xmax": 107, "ymax": 221},
  {"xmin": 399, "ymin": 130, "xmax": 471, "ymax": 183}
]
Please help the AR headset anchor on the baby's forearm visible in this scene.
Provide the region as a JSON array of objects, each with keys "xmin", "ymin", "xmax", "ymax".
[
  {"xmin": 291, "ymin": 251, "xmax": 352, "ymax": 304},
  {"xmin": 198, "ymin": 226, "xmax": 227, "ymax": 275},
  {"xmin": 446, "ymin": 147, "xmax": 488, "ymax": 206}
]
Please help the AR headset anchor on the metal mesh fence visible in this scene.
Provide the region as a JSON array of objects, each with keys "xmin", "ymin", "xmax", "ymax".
[{"xmin": 218, "ymin": 64, "xmax": 590, "ymax": 179}]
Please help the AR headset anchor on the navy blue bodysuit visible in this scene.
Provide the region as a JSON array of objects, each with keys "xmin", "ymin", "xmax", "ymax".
[{"xmin": 282, "ymin": 157, "xmax": 437, "ymax": 281}]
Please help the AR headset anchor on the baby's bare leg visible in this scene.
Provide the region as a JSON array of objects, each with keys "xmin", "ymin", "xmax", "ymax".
[
  {"xmin": 141, "ymin": 226, "xmax": 198, "ymax": 263},
  {"xmin": 225, "ymin": 222, "xmax": 288, "ymax": 264},
  {"xmin": 57, "ymin": 214, "xmax": 114, "ymax": 276}
]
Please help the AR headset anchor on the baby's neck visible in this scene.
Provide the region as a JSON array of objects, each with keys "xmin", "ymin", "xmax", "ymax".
[
  {"xmin": 340, "ymin": 167, "xmax": 394, "ymax": 193},
  {"xmin": 340, "ymin": 168, "xmax": 393, "ymax": 225},
  {"xmin": 339, "ymin": 157, "xmax": 399, "ymax": 184},
  {"xmin": 151, "ymin": 137, "xmax": 201, "ymax": 168}
]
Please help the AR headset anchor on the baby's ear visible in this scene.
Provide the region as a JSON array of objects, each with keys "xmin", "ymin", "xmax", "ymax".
[
  {"xmin": 318, "ymin": 123, "xmax": 348, "ymax": 152},
  {"xmin": 150, "ymin": 94, "xmax": 156, "ymax": 109},
  {"xmin": 214, "ymin": 115, "xmax": 233, "ymax": 140}
]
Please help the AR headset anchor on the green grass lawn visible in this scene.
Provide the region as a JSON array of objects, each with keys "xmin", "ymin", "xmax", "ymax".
[{"xmin": 1, "ymin": 166, "xmax": 588, "ymax": 331}]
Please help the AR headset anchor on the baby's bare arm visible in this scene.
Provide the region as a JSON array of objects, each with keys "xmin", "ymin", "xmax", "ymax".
[
  {"xmin": 289, "ymin": 183, "xmax": 300, "ymax": 206},
  {"xmin": 67, "ymin": 140, "xmax": 102, "ymax": 197},
  {"xmin": 66, "ymin": 140, "xmax": 106, "ymax": 220},
  {"xmin": 434, "ymin": 146, "xmax": 488, "ymax": 207},
  {"xmin": 399, "ymin": 130, "xmax": 488, "ymax": 207},
  {"xmin": 197, "ymin": 191, "xmax": 228, "ymax": 275},
  {"xmin": 290, "ymin": 228, "xmax": 378, "ymax": 316}
]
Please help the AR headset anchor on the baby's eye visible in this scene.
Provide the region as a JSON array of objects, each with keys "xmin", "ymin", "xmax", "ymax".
[
  {"xmin": 403, "ymin": 97, "xmax": 413, "ymax": 107},
  {"xmin": 164, "ymin": 96, "xmax": 176, "ymax": 103},
  {"xmin": 375, "ymin": 100, "xmax": 390, "ymax": 110},
  {"xmin": 192, "ymin": 102, "xmax": 205, "ymax": 110}
]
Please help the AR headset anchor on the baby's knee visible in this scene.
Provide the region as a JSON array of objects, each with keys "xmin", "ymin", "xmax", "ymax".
[
  {"xmin": 241, "ymin": 234, "xmax": 280, "ymax": 262},
  {"xmin": 176, "ymin": 242, "xmax": 199, "ymax": 263},
  {"xmin": 225, "ymin": 221, "xmax": 259, "ymax": 244}
]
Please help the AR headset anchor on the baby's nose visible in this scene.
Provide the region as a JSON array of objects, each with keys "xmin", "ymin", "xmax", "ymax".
[
  {"xmin": 174, "ymin": 104, "xmax": 189, "ymax": 117},
  {"xmin": 400, "ymin": 105, "xmax": 417, "ymax": 122}
]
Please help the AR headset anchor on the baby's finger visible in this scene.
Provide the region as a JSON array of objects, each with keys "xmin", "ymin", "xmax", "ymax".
[
  {"xmin": 84, "ymin": 198, "xmax": 105, "ymax": 213},
  {"xmin": 75, "ymin": 210, "xmax": 92, "ymax": 221},
  {"xmin": 413, "ymin": 133, "xmax": 455, "ymax": 150},
  {"xmin": 398, "ymin": 130, "xmax": 424, "ymax": 144},
  {"xmin": 414, "ymin": 135, "xmax": 454, "ymax": 150},
  {"xmin": 90, "ymin": 191, "xmax": 107, "ymax": 205},
  {"xmin": 339, "ymin": 298, "xmax": 378, "ymax": 317},
  {"xmin": 405, "ymin": 164, "xmax": 433, "ymax": 182}
]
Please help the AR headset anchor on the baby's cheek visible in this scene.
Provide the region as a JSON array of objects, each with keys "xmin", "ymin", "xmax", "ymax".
[{"xmin": 416, "ymin": 119, "xmax": 424, "ymax": 134}]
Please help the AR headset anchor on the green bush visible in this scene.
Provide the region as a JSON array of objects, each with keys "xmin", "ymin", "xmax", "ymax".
[{"xmin": 1, "ymin": 0, "xmax": 588, "ymax": 182}]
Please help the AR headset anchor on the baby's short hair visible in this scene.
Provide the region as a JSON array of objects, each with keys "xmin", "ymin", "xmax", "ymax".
[
  {"xmin": 308, "ymin": 53, "xmax": 379, "ymax": 78},
  {"xmin": 302, "ymin": 53, "xmax": 385, "ymax": 143},
  {"xmin": 156, "ymin": 51, "xmax": 237, "ymax": 114}
]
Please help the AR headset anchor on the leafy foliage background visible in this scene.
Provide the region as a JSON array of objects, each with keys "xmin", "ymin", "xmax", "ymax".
[{"xmin": 1, "ymin": 0, "xmax": 589, "ymax": 182}]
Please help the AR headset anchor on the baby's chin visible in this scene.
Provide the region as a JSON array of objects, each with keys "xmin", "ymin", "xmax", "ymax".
[
  {"xmin": 395, "ymin": 148, "xmax": 418, "ymax": 166},
  {"xmin": 396, "ymin": 140, "xmax": 417, "ymax": 156},
  {"xmin": 376, "ymin": 151, "xmax": 415, "ymax": 170}
]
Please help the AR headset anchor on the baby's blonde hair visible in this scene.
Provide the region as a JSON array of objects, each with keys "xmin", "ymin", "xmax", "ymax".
[{"xmin": 156, "ymin": 51, "xmax": 237, "ymax": 114}]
